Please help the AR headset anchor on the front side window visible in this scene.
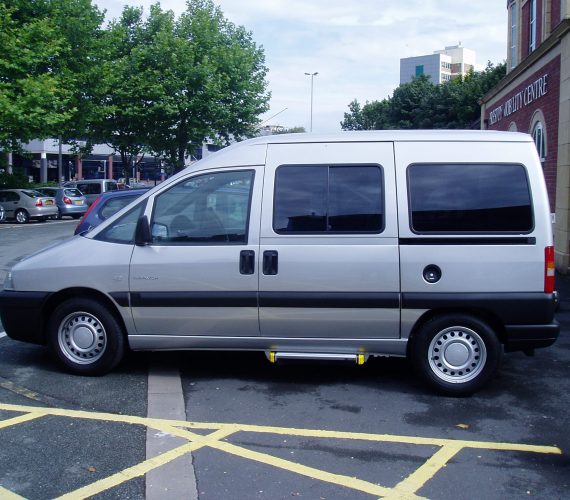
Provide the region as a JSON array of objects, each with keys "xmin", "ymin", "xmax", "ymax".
[
  {"xmin": 95, "ymin": 202, "xmax": 145, "ymax": 244},
  {"xmin": 274, "ymin": 165, "xmax": 384, "ymax": 234},
  {"xmin": 151, "ymin": 170, "xmax": 254, "ymax": 245},
  {"xmin": 408, "ymin": 163, "xmax": 533, "ymax": 233}
]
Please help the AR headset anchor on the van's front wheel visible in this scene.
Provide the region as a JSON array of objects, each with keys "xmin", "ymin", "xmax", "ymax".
[
  {"xmin": 48, "ymin": 298, "xmax": 125, "ymax": 375},
  {"xmin": 411, "ymin": 314, "xmax": 502, "ymax": 396}
]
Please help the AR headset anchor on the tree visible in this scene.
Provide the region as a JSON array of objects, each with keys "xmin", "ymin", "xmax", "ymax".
[
  {"xmin": 92, "ymin": 0, "xmax": 270, "ymax": 174},
  {"xmin": 341, "ymin": 62, "xmax": 506, "ymax": 131},
  {"xmin": 0, "ymin": 0, "xmax": 104, "ymax": 153},
  {"xmin": 0, "ymin": 1, "xmax": 70, "ymax": 152}
]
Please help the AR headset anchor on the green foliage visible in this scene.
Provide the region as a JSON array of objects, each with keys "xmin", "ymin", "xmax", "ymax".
[
  {"xmin": 0, "ymin": 169, "xmax": 31, "ymax": 188},
  {"xmin": 341, "ymin": 62, "xmax": 507, "ymax": 131},
  {"xmin": 274, "ymin": 126, "xmax": 306, "ymax": 134},
  {"xmin": 0, "ymin": 1, "xmax": 104, "ymax": 153},
  {"xmin": 0, "ymin": 0, "xmax": 269, "ymax": 176},
  {"xmin": 91, "ymin": 0, "xmax": 270, "ymax": 173}
]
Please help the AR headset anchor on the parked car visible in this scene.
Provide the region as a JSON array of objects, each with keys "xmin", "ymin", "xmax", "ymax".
[
  {"xmin": 62, "ymin": 179, "xmax": 120, "ymax": 205},
  {"xmin": 0, "ymin": 189, "xmax": 58, "ymax": 223},
  {"xmin": 0, "ymin": 204, "xmax": 4, "ymax": 222},
  {"xmin": 74, "ymin": 188, "xmax": 149, "ymax": 235},
  {"xmin": 36, "ymin": 187, "xmax": 88, "ymax": 220}
]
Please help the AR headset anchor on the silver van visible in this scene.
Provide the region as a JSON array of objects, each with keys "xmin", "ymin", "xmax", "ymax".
[
  {"xmin": 63, "ymin": 179, "xmax": 119, "ymax": 205},
  {"xmin": 0, "ymin": 131, "xmax": 559, "ymax": 395}
]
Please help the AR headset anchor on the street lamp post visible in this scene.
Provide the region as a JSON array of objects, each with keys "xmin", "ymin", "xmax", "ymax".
[{"xmin": 304, "ymin": 72, "xmax": 318, "ymax": 132}]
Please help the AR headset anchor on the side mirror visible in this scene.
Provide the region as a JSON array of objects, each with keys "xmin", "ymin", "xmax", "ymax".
[{"xmin": 135, "ymin": 215, "xmax": 152, "ymax": 246}]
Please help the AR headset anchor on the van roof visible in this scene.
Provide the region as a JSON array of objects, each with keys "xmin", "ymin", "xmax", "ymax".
[
  {"xmin": 189, "ymin": 130, "xmax": 533, "ymax": 171},
  {"xmin": 240, "ymin": 130, "xmax": 532, "ymax": 146}
]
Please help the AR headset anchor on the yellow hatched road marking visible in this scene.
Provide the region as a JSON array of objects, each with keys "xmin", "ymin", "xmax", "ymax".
[
  {"xmin": 0, "ymin": 402, "xmax": 563, "ymax": 499},
  {"xmin": 0, "ymin": 412, "xmax": 44, "ymax": 430},
  {"xmin": 0, "ymin": 485, "xmax": 27, "ymax": 500},
  {"xmin": 385, "ymin": 445, "xmax": 463, "ymax": 500}
]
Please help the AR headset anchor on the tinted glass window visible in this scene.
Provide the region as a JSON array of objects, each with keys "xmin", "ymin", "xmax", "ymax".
[
  {"xmin": 0, "ymin": 192, "xmax": 19, "ymax": 202},
  {"xmin": 408, "ymin": 163, "xmax": 533, "ymax": 233},
  {"xmin": 95, "ymin": 202, "xmax": 145, "ymax": 244},
  {"xmin": 100, "ymin": 196, "xmax": 138, "ymax": 220},
  {"xmin": 151, "ymin": 170, "xmax": 254, "ymax": 244},
  {"xmin": 64, "ymin": 188, "xmax": 82, "ymax": 197},
  {"xmin": 106, "ymin": 182, "xmax": 118, "ymax": 191},
  {"xmin": 78, "ymin": 183, "xmax": 101, "ymax": 195},
  {"xmin": 274, "ymin": 165, "xmax": 383, "ymax": 233}
]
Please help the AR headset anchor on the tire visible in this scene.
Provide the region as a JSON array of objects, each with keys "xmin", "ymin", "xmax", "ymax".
[
  {"xmin": 55, "ymin": 208, "xmax": 63, "ymax": 220},
  {"xmin": 15, "ymin": 209, "xmax": 29, "ymax": 224},
  {"xmin": 48, "ymin": 298, "xmax": 125, "ymax": 375},
  {"xmin": 410, "ymin": 314, "xmax": 502, "ymax": 396},
  {"xmin": 71, "ymin": 214, "xmax": 82, "ymax": 220}
]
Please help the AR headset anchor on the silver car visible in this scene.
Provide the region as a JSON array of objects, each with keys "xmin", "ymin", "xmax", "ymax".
[
  {"xmin": 0, "ymin": 203, "xmax": 4, "ymax": 222},
  {"xmin": 36, "ymin": 187, "xmax": 88, "ymax": 220},
  {"xmin": 0, "ymin": 189, "xmax": 58, "ymax": 223}
]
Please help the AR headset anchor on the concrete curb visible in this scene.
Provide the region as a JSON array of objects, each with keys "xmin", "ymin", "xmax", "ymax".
[{"xmin": 146, "ymin": 360, "xmax": 197, "ymax": 499}]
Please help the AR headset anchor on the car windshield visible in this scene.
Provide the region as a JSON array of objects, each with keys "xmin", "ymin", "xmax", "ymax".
[
  {"xmin": 64, "ymin": 189, "xmax": 82, "ymax": 197},
  {"xmin": 22, "ymin": 190, "xmax": 44, "ymax": 198}
]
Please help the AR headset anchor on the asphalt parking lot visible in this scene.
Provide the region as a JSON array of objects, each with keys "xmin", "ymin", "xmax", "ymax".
[{"xmin": 0, "ymin": 219, "xmax": 569, "ymax": 499}]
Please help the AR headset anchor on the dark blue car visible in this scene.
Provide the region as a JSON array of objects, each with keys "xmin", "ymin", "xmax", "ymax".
[{"xmin": 74, "ymin": 188, "xmax": 148, "ymax": 235}]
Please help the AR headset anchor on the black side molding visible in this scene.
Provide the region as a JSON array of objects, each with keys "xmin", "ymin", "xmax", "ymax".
[
  {"xmin": 402, "ymin": 292, "xmax": 556, "ymax": 325},
  {"xmin": 399, "ymin": 237, "xmax": 536, "ymax": 245}
]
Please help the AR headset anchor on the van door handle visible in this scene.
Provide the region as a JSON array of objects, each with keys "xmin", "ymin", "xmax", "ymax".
[
  {"xmin": 239, "ymin": 250, "xmax": 255, "ymax": 275},
  {"xmin": 263, "ymin": 250, "xmax": 278, "ymax": 275}
]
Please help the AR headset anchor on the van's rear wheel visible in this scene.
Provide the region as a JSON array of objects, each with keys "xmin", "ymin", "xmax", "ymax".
[
  {"xmin": 410, "ymin": 314, "xmax": 502, "ymax": 396},
  {"xmin": 48, "ymin": 298, "xmax": 125, "ymax": 375}
]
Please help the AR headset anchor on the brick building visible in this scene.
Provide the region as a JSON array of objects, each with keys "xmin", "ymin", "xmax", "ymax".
[{"xmin": 480, "ymin": 0, "xmax": 570, "ymax": 272}]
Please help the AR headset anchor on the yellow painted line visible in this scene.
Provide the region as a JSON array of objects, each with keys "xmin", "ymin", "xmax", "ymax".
[
  {"xmin": 0, "ymin": 412, "xmax": 44, "ymax": 430},
  {"xmin": 386, "ymin": 444, "xmax": 463, "ymax": 499},
  {"xmin": 0, "ymin": 403, "xmax": 561, "ymax": 456},
  {"xmin": 55, "ymin": 428, "xmax": 236, "ymax": 500},
  {"xmin": 0, "ymin": 402, "xmax": 563, "ymax": 500},
  {"xmin": 0, "ymin": 485, "xmax": 26, "ymax": 499},
  {"xmin": 203, "ymin": 434, "xmax": 404, "ymax": 498}
]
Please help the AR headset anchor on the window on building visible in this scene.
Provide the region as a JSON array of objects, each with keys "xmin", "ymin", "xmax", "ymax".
[
  {"xmin": 529, "ymin": 0, "xmax": 537, "ymax": 52},
  {"xmin": 532, "ymin": 121, "xmax": 546, "ymax": 162},
  {"xmin": 510, "ymin": 2, "xmax": 517, "ymax": 67},
  {"xmin": 415, "ymin": 65, "xmax": 424, "ymax": 77},
  {"xmin": 408, "ymin": 163, "xmax": 533, "ymax": 233}
]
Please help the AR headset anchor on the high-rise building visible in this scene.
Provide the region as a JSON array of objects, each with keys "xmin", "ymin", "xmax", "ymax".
[{"xmin": 399, "ymin": 43, "xmax": 484, "ymax": 84}]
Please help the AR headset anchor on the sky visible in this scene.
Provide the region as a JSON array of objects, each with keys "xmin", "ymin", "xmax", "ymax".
[{"xmin": 94, "ymin": 1, "xmax": 508, "ymax": 133}]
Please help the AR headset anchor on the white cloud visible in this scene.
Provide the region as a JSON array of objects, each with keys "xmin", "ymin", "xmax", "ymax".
[{"xmin": 94, "ymin": 0, "xmax": 508, "ymax": 132}]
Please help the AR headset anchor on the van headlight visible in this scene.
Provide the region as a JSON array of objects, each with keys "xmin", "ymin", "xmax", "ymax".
[{"xmin": 3, "ymin": 271, "xmax": 14, "ymax": 291}]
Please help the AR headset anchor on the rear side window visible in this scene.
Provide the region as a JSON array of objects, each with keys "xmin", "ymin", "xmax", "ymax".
[
  {"xmin": 105, "ymin": 182, "xmax": 118, "ymax": 191},
  {"xmin": 408, "ymin": 163, "xmax": 533, "ymax": 233},
  {"xmin": 274, "ymin": 165, "xmax": 384, "ymax": 234},
  {"xmin": 100, "ymin": 196, "xmax": 138, "ymax": 220},
  {"xmin": 78, "ymin": 183, "xmax": 101, "ymax": 195}
]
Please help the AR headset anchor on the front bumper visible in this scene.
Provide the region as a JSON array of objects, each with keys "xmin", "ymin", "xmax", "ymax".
[{"xmin": 0, "ymin": 290, "xmax": 51, "ymax": 345}]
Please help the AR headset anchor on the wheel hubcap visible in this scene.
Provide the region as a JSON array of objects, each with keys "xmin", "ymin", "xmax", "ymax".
[
  {"xmin": 428, "ymin": 326, "xmax": 487, "ymax": 384},
  {"xmin": 58, "ymin": 312, "xmax": 107, "ymax": 364}
]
